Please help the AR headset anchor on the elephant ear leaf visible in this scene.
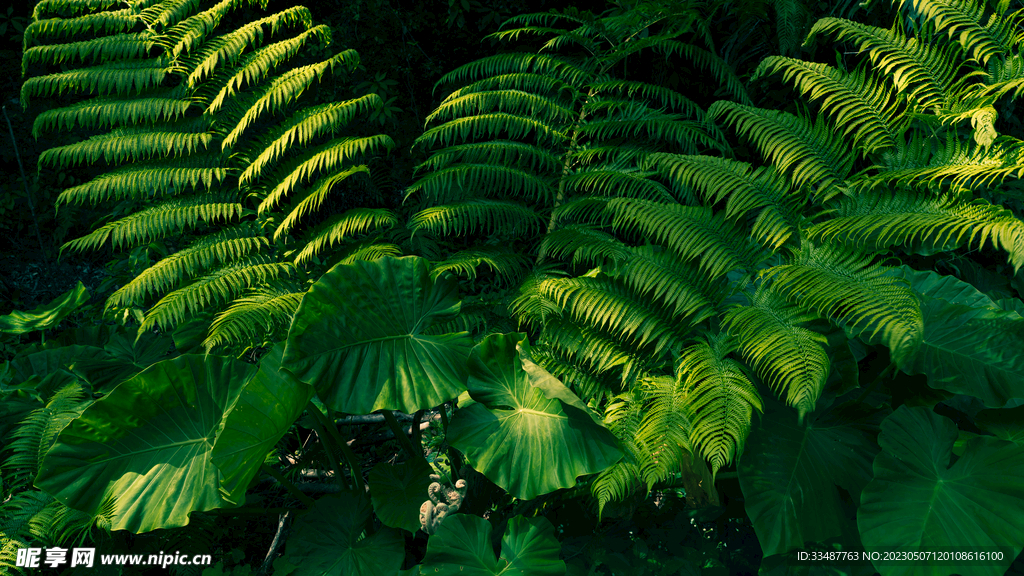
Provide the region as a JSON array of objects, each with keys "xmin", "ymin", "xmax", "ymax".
[
  {"xmin": 0, "ymin": 281, "xmax": 89, "ymax": 334},
  {"xmin": 858, "ymin": 405, "xmax": 1024, "ymax": 576},
  {"xmin": 283, "ymin": 256, "xmax": 472, "ymax": 414},
  {"xmin": 280, "ymin": 492, "xmax": 404, "ymax": 576},
  {"xmin": 420, "ymin": 514, "xmax": 565, "ymax": 576},
  {"xmin": 447, "ymin": 333, "xmax": 622, "ymax": 500},
  {"xmin": 213, "ymin": 344, "xmax": 314, "ymax": 505},
  {"xmin": 35, "ymin": 355, "xmax": 256, "ymax": 533}
]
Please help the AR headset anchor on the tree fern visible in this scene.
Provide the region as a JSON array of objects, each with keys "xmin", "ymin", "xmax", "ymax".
[{"xmin": 25, "ymin": 0, "xmax": 396, "ymax": 348}]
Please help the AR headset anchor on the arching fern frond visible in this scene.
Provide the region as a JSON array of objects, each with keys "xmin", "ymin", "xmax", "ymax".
[
  {"xmin": 56, "ymin": 154, "xmax": 229, "ymax": 206},
  {"xmin": 292, "ymin": 207, "xmax": 398, "ymax": 265},
  {"xmin": 765, "ymin": 243, "xmax": 923, "ymax": 360},
  {"xmin": 106, "ymin": 223, "xmax": 267, "ymax": 309},
  {"xmin": 416, "ymin": 140, "xmax": 562, "ymax": 174},
  {"xmin": 430, "ymin": 247, "xmax": 531, "ymax": 284},
  {"xmin": 40, "ymin": 120, "xmax": 214, "ymax": 168},
  {"xmin": 22, "ymin": 33, "xmax": 154, "ymax": 73},
  {"xmin": 677, "ymin": 333, "xmax": 762, "ymax": 477},
  {"xmin": 203, "ymin": 279, "xmax": 304, "ymax": 350},
  {"xmin": 61, "ymin": 193, "xmax": 242, "ymax": 253},
  {"xmin": 807, "ymin": 190, "xmax": 1024, "ymax": 270},
  {"xmin": 409, "ymin": 200, "xmax": 543, "ymax": 237},
  {"xmin": 755, "ymin": 57, "xmax": 908, "ymax": 154},
  {"xmin": 141, "ymin": 255, "xmax": 293, "ymax": 331},
  {"xmin": 894, "ymin": 0, "xmax": 1017, "ymax": 64},
  {"xmin": 31, "ymin": 88, "xmax": 193, "ymax": 137},
  {"xmin": 21, "ymin": 59, "xmax": 170, "ymax": 106},
  {"xmin": 273, "ymin": 165, "xmax": 370, "ymax": 240},
  {"xmin": 723, "ymin": 286, "xmax": 828, "ymax": 422},
  {"xmin": 709, "ymin": 101, "xmax": 853, "ymax": 201}
]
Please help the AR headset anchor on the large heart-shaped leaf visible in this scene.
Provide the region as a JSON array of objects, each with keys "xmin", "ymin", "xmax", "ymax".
[
  {"xmin": 213, "ymin": 344, "xmax": 313, "ymax": 505},
  {"xmin": 368, "ymin": 457, "xmax": 434, "ymax": 533},
  {"xmin": 447, "ymin": 333, "xmax": 622, "ymax": 500},
  {"xmin": 35, "ymin": 355, "xmax": 255, "ymax": 532},
  {"xmin": 739, "ymin": 395, "xmax": 886, "ymax": 557},
  {"xmin": 283, "ymin": 256, "xmax": 472, "ymax": 414},
  {"xmin": 281, "ymin": 492, "xmax": 404, "ymax": 576},
  {"xmin": 0, "ymin": 282, "xmax": 89, "ymax": 334},
  {"xmin": 420, "ymin": 514, "xmax": 565, "ymax": 576},
  {"xmin": 858, "ymin": 405, "xmax": 1024, "ymax": 576},
  {"xmin": 898, "ymin": 297, "xmax": 1024, "ymax": 408}
]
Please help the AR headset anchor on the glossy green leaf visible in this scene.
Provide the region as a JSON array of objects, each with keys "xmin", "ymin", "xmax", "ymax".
[
  {"xmin": 420, "ymin": 514, "xmax": 565, "ymax": 576},
  {"xmin": 858, "ymin": 406, "xmax": 1024, "ymax": 576},
  {"xmin": 0, "ymin": 281, "xmax": 89, "ymax": 334},
  {"xmin": 283, "ymin": 256, "xmax": 472, "ymax": 414},
  {"xmin": 281, "ymin": 492, "xmax": 404, "ymax": 576},
  {"xmin": 368, "ymin": 457, "xmax": 433, "ymax": 533},
  {"xmin": 35, "ymin": 355, "xmax": 256, "ymax": 532},
  {"xmin": 975, "ymin": 405, "xmax": 1024, "ymax": 444},
  {"xmin": 898, "ymin": 296, "xmax": 1024, "ymax": 408},
  {"xmin": 447, "ymin": 333, "xmax": 622, "ymax": 500},
  {"xmin": 212, "ymin": 344, "xmax": 313, "ymax": 505},
  {"xmin": 899, "ymin": 266, "xmax": 997, "ymax": 308},
  {"xmin": 739, "ymin": 396, "xmax": 885, "ymax": 557}
]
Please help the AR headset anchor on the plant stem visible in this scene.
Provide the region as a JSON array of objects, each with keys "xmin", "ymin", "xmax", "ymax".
[
  {"xmin": 3, "ymin": 106, "xmax": 46, "ymax": 257},
  {"xmin": 307, "ymin": 403, "xmax": 351, "ymax": 491},
  {"xmin": 381, "ymin": 409, "xmax": 420, "ymax": 460},
  {"xmin": 309, "ymin": 402, "xmax": 363, "ymax": 492},
  {"xmin": 438, "ymin": 403, "xmax": 461, "ymax": 481},
  {"xmin": 260, "ymin": 464, "xmax": 314, "ymax": 507}
]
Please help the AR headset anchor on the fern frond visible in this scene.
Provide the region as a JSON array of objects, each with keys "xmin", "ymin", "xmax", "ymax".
[
  {"xmin": 25, "ymin": 9, "xmax": 136, "ymax": 48},
  {"xmin": 31, "ymin": 88, "xmax": 193, "ymax": 137},
  {"xmin": 237, "ymin": 96, "xmax": 382, "ymax": 184},
  {"xmin": 430, "ymin": 247, "xmax": 530, "ymax": 284},
  {"xmin": 539, "ymin": 274, "xmax": 692, "ymax": 355},
  {"xmin": 531, "ymin": 344, "xmax": 613, "ymax": 401},
  {"xmin": 21, "ymin": 59, "xmax": 170, "ymax": 107},
  {"xmin": 678, "ymin": 334, "xmax": 762, "ymax": 477},
  {"xmin": 540, "ymin": 225, "xmax": 632, "ymax": 266},
  {"xmin": 409, "ymin": 199, "xmax": 543, "ymax": 237},
  {"xmin": 723, "ymin": 286, "xmax": 828, "ymax": 422},
  {"xmin": 220, "ymin": 49, "xmax": 358, "ymax": 149},
  {"xmin": 203, "ymin": 280, "xmax": 303, "ymax": 350},
  {"xmin": 805, "ymin": 17, "xmax": 966, "ymax": 110},
  {"xmin": 577, "ymin": 116, "xmax": 720, "ymax": 153},
  {"xmin": 588, "ymin": 79, "xmax": 704, "ymax": 117},
  {"xmin": 893, "ymin": 0, "xmax": 1017, "ymax": 63},
  {"xmin": 292, "ymin": 208, "xmax": 398, "ymax": 265},
  {"xmin": 807, "ymin": 190, "xmax": 1024, "ymax": 270},
  {"xmin": 636, "ymin": 375, "xmax": 694, "ymax": 487},
  {"xmin": 766, "ymin": 242, "xmax": 923, "ymax": 359},
  {"xmin": 160, "ymin": 0, "xmax": 243, "ymax": 58},
  {"xmin": 61, "ymin": 193, "xmax": 242, "ymax": 253},
  {"xmin": 646, "ymin": 154, "xmax": 802, "ymax": 248},
  {"xmin": 416, "ymin": 141, "xmax": 562, "ymax": 174},
  {"xmin": 22, "ymin": 33, "xmax": 154, "ymax": 73},
  {"xmin": 862, "ymin": 133, "xmax": 1024, "ymax": 190},
  {"xmin": 0, "ymin": 491, "xmax": 53, "ymax": 573},
  {"xmin": 440, "ymin": 72, "xmax": 577, "ymax": 102},
  {"xmin": 562, "ymin": 167, "xmax": 672, "ymax": 201},
  {"xmin": 649, "ymin": 41, "xmax": 752, "ymax": 105},
  {"xmin": 273, "ymin": 165, "xmax": 370, "ymax": 240},
  {"xmin": 755, "ymin": 57, "xmax": 908, "ymax": 154},
  {"xmin": 3, "ymin": 381, "xmax": 88, "ymax": 492},
  {"xmin": 608, "ymin": 245, "xmax": 719, "ymax": 322},
  {"xmin": 406, "ymin": 163, "xmax": 555, "ymax": 204},
  {"xmin": 709, "ymin": 101, "xmax": 853, "ymax": 201},
  {"xmin": 334, "ymin": 240, "xmax": 402, "ymax": 264},
  {"xmin": 141, "ymin": 255, "xmax": 293, "ymax": 331},
  {"xmin": 40, "ymin": 120, "xmax": 214, "ymax": 168},
  {"xmin": 592, "ymin": 393, "xmax": 647, "ymax": 516},
  {"xmin": 435, "ymin": 52, "xmax": 593, "ymax": 92},
  {"xmin": 425, "ymin": 89, "xmax": 575, "ymax": 126},
  {"xmin": 34, "ymin": 0, "xmax": 130, "ymax": 20},
  {"xmin": 416, "ymin": 113, "xmax": 567, "ymax": 149},
  {"xmin": 606, "ymin": 199, "xmax": 765, "ymax": 280},
  {"xmin": 540, "ymin": 319, "xmax": 645, "ymax": 386},
  {"xmin": 106, "ymin": 223, "xmax": 267, "ymax": 309},
  {"xmin": 56, "ymin": 154, "xmax": 229, "ymax": 206},
  {"xmin": 185, "ymin": 6, "xmax": 315, "ymax": 86},
  {"xmin": 255, "ymin": 135, "xmax": 391, "ymax": 213}
]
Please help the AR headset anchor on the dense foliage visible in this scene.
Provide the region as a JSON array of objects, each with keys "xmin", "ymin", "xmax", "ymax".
[{"xmin": 3, "ymin": 0, "xmax": 1024, "ymax": 575}]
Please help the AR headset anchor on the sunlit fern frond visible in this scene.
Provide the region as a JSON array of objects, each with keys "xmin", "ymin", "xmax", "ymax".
[
  {"xmin": 203, "ymin": 279, "xmax": 304, "ymax": 350},
  {"xmin": 61, "ymin": 194, "xmax": 242, "ymax": 253},
  {"xmin": 765, "ymin": 242, "xmax": 924, "ymax": 361},
  {"xmin": 723, "ymin": 285, "xmax": 829, "ymax": 422},
  {"xmin": 430, "ymin": 247, "xmax": 531, "ymax": 285},
  {"xmin": 31, "ymin": 88, "xmax": 193, "ymax": 138},
  {"xmin": 293, "ymin": 208, "xmax": 398, "ymax": 266},
  {"xmin": 677, "ymin": 333, "xmax": 762, "ymax": 477},
  {"xmin": 893, "ymin": 0, "xmax": 1018, "ymax": 64},
  {"xmin": 105, "ymin": 223, "xmax": 268, "ymax": 309},
  {"xmin": 809, "ymin": 190, "xmax": 1024, "ymax": 271},
  {"xmin": 605, "ymin": 199, "xmax": 766, "ymax": 280},
  {"xmin": 754, "ymin": 57, "xmax": 908, "ymax": 154},
  {"xmin": 141, "ymin": 255, "xmax": 294, "ymax": 331},
  {"xmin": 56, "ymin": 154, "xmax": 230, "ymax": 206},
  {"xmin": 40, "ymin": 119, "xmax": 214, "ymax": 169},
  {"xmin": 709, "ymin": 101, "xmax": 853, "ymax": 201},
  {"xmin": 409, "ymin": 200, "xmax": 543, "ymax": 238}
]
